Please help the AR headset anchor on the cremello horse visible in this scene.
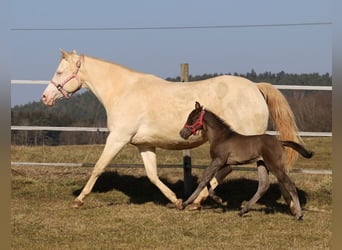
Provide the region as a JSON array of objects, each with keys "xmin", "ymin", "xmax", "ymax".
[{"xmin": 42, "ymin": 49, "xmax": 300, "ymax": 209}]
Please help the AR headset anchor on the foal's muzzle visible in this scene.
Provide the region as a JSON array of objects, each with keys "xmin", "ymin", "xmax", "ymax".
[{"xmin": 179, "ymin": 128, "xmax": 192, "ymax": 140}]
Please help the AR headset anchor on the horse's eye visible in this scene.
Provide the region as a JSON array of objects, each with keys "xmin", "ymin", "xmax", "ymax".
[{"xmin": 56, "ymin": 71, "xmax": 62, "ymax": 76}]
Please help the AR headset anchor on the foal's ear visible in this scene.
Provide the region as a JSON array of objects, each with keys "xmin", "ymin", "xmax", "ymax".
[{"xmin": 195, "ymin": 101, "xmax": 202, "ymax": 110}]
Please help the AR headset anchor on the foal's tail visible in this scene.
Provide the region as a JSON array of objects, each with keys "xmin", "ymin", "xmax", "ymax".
[
  {"xmin": 281, "ymin": 141, "xmax": 313, "ymax": 159},
  {"xmin": 257, "ymin": 83, "xmax": 302, "ymax": 171}
]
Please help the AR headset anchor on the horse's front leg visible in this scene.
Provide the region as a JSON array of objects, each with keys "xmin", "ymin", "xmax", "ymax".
[
  {"xmin": 186, "ymin": 165, "xmax": 232, "ymax": 210},
  {"xmin": 138, "ymin": 146, "xmax": 183, "ymax": 210},
  {"xmin": 71, "ymin": 132, "xmax": 129, "ymax": 208},
  {"xmin": 182, "ymin": 158, "xmax": 223, "ymax": 209}
]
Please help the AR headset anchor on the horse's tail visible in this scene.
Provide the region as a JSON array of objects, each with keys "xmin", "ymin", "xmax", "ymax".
[
  {"xmin": 281, "ymin": 141, "xmax": 313, "ymax": 159},
  {"xmin": 257, "ymin": 82, "xmax": 302, "ymax": 171}
]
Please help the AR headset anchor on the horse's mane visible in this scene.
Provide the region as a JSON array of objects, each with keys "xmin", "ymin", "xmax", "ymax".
[
  {"xmin": 204, "ymin": 109, "xmax": 236, "ymax": 134},
  {"xmin": 86, "ymin": 55, "xmax": 143, "ymax": 74}
]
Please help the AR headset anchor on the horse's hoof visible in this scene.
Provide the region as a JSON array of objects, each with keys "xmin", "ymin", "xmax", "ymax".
[
  {"xmin": 238, "ymin": 207, "xmax": 249, "ymax": 216},
  {"xmin": 173, "ymin": 199, "xmax": 183, "ymax": 210},
  {"xmin": 211, "ymin": 196, "xmax": 224, "ymax": 206},
  {"xmin": 70, "ymin": 199, "xmax": 84, "ymax": 208},
  {"xmin": 296, "ymin": 214, "xmax": 303, "ymax": 220},
  {"xmin": 289, "ymin": 201, "xmax": 300, "ymax": 215},
  {"xmin": 186, "ymin": 203, "xmax": 202, "ymax": 211}
]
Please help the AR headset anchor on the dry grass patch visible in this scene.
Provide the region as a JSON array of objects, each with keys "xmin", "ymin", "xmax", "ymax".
[
  {"xmin": 11, "ymin": 137, "xmax": 331, "ymax": 249},
  {"xmin": 12, "ymin": 167, "xmax": 331, "ymax": 249}
]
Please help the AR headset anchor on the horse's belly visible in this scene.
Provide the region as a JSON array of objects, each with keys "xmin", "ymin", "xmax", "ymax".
[{"xmin": 130, "ymin": 131, "xmax": 206, "ymax": 150}]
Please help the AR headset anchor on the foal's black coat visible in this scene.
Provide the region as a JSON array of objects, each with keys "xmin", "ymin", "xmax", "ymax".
[{"xmin": 179, "ymin": 102, "xmax": 313, "ymax": 219}]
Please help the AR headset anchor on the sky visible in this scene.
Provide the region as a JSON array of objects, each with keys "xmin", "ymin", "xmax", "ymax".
[{"xmin": 10, "ymin": 0, "xmax": 332, "ymax": 107}]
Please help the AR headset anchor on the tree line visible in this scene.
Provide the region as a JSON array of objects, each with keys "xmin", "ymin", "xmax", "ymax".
[{"xmin": 11, "ymin": 71, "xmax": 332, "ymax": 145}]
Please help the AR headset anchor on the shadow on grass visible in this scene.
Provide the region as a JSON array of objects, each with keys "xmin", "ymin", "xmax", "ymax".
[{"xmin": 73, "ymin": 171, "xmax": 307, "ymax": 215}]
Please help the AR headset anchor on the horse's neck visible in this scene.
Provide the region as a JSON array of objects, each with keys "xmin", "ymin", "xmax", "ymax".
[
  {"xmin": 81, "ymin": 56, "xmax": 141, "ymax": 108},
  {"xmin": 204, "ymin": 111, "xmax": 236, "ymax": 140}
]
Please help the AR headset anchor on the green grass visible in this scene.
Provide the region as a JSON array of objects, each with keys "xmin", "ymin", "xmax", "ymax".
[{"xmin": 11, "ymin": 137, "xmax": 332, "ymax": 249}]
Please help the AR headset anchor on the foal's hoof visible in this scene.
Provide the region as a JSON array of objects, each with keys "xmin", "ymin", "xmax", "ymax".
[
  {"xmin": 70, "ymin": 199, "xmax": 84, "ymax": 208},
  {"xmin": 289, "ymin": 202, "xmax": 303, "ymax": 220},
  {"xmin": 185, "ymin": 203, "xmax": 202, "ymax": 211},
  {"xmin": 209, "ymin": 195, "xmax": 225, "ymax": 206},
  {"xmin": 173, "ymin": 199, "xmax": 183, "ymax": 210},
  {"xmin": 296, "ymin": 214, "xmax": 303, "ymax": 220},
  {"xmin": 238, "ymin": 209, "xmax": 248, "ymax": 217}
]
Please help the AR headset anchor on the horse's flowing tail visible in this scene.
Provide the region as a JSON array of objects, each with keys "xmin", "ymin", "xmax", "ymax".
[
  {"xmin": 281, "ymin": 141, "xmax": 313, "ymax": 159},
  {"xmin": 257, "ymin": 82, "xmax": 302, "ymax": 171}
]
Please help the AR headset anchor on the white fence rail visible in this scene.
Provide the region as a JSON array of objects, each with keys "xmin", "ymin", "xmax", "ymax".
[
  {"xmin": 11, "ymin": 80, "xmax": 333, "ymax": 90},
  {"xmin": 10, "ymin": 125, "xmax": 332, "ymax": 137}
]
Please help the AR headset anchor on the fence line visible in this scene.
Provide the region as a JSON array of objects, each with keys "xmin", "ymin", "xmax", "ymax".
[
  {"xmin": 273, "ymin": 85, "xmax": 331, "ymax": 91},
  {"xmin": 11, "ymin": 126, "xmax": 109, "ymax": 132},
  {"xmin": 11, "ymin": 80, "xmax": 332, "ymax": 91},
  {"xmin": 11, "ymin": 80, "xmax": 50, "ymax": 85},
  {"xmin": 10, "ymin": 125, "xmax": 332, "ymax": 137}
]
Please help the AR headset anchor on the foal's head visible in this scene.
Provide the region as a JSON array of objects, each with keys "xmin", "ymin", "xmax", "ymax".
[{"xmin": 180, "ymin": 101, "xmax": 205, "ymax": 139}]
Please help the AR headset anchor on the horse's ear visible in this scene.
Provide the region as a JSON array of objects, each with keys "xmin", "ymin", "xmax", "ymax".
[
  {"xmin": 59, "ymin": 48, "xmax": 69, "ymax": 59},
  {"xmin": 195, "ymin": 101, "xmax": 202, "ymax": 110},
  {"xmin": 71, "ymin": 49, "xmax": 78, "ymax": 55}
]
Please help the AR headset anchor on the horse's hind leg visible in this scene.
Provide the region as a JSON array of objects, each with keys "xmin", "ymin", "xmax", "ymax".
[
  {"xmin": 271, "ymin": 168, "xmax": 302, "ymax": 220},
  {"xmin": 278, "ymin": 182, "xmax": 292, "ymax": 206},
  {"xmin": 239, "ymin": 161, "xmax": 270, "ymax": 216},
  {"xmin": 278, "ymin": 182, "xmax": 299, "ymax": 216}
]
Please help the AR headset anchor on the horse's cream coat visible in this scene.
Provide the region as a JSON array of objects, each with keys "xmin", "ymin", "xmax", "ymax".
[{"xmin": 42, "ymin": 50, "xmax": 298, "ymax": 208}]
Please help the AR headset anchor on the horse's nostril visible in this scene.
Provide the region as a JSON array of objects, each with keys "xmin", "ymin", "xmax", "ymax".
[{"xmin": 41, "ymin": 94, "xmax": 47, "ymax": 102}]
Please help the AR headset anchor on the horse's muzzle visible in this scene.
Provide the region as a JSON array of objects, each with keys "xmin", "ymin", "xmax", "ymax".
[{"xmin": 179, "ymin": 128, "xmax": 192, "ymax": 140}]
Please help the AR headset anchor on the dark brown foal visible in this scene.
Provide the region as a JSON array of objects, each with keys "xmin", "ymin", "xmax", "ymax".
[{"xmin": 179, "ymin": 102, "xmax": 313, "ymax": 220}]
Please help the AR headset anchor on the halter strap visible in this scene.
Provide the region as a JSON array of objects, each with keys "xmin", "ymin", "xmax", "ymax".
[
  {"xmin": 184, "ymin": 109, "xmax": 205, "ymax": 135},
  {"xmin": 50, "ymin": 56, "xmax": 83, "ymax": 99}
]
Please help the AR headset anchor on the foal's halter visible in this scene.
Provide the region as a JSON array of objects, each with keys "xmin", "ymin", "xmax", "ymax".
[
  {"xmin": 50, "ymin": 56, "xmax": 83, "ymax": 99},
  {"xmin": 184, "ymin": 109, "xmax": 205, "ymax": 135}
]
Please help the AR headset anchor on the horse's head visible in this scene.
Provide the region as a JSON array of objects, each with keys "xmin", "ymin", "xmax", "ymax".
[
  {"xmin": 41, "ymin": 49, "xmax": 84, "ymax": 106},
  {"xmin": 179, "ymin": 101, "xmax": 205, "ymax": 139}
]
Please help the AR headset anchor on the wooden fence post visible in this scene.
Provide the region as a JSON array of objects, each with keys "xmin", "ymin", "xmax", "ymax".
[{"xmin": 181, "ymin": 63, "xmax": 192, "ymax": 197}]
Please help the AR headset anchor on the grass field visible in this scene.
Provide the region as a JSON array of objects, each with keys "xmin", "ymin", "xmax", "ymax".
[{"xmin": 11, "ymin": 137, "xmax": 332, "ymax": 249}]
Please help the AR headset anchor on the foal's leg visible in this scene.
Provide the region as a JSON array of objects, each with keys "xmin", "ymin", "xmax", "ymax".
[
  {"xmin": 278, "ymin": 181, "xmax": 298, "ymax": 216},
  {"xmin": 271, "ymin": 168, "xmax": 302, "ymax": 220},
  {"xmin": 278, "ymin": 182, "xmax": 292, "ymax": 206},
  {"xmin": 72, "ymin": 132, "xmax": 129, "ymax": 208},
  {"xmin": 208, "ymin": 165, "xmax": 232, "ymax": 205},
  {"xmin": 182, "ymin": 158, "xmax": 223, "ymax": 208},
  {"xmin": 187, "ymin": 165, "xmax": 232, "ymax": 210},
  {"xmin": 239, "ymin": 161, "xmax": 270, "ymax": 216},
  {"xmin": 138, "ymin": 146, "xmax": 182, "ymax": 209}
]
